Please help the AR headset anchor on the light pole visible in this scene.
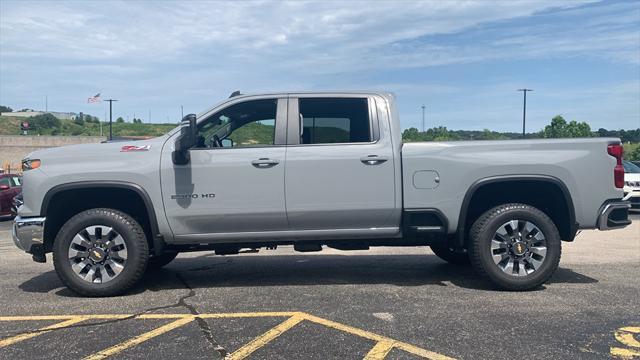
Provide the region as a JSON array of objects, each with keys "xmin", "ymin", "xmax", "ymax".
[
  {"xmin": 421, "ymin": 105, "xmax": 426, "ymax": 132},
  {"xmin": 181, "ymin": 105, "xmax": 184, "ymax": 119},
  {"xmin": 517, "ymin": 89, "xmax": 532, "ymax": 139},
  {"xmin": 105, "ymin": 99, "xmax": 118, "ymax": 141}
]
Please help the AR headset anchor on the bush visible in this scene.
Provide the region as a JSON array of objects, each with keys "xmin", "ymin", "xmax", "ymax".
[{"xmin": 29, "ymin": 113, "xmax": 61, "ymax": 132}]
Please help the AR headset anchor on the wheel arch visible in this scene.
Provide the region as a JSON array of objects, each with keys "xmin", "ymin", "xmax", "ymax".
[
  {"xmin": 41, "ymin": 181, "xmax": 164, "ymax": 254},
  {"xmin": 456, "ymin": 175, "xmax": 578, "ymax": 249}
]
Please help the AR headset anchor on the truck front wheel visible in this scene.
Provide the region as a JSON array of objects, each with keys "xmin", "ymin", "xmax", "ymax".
[
  {"xmin": 52, "ymin": 208, "xmax": 149, "ymax": 297},
  {"xmin": 468, "ymin": 203, "xmax": 561, "ymax": 291}
]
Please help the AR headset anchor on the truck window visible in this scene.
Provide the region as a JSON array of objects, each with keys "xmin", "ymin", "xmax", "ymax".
[
  {"xmin": 299, "ymin": 98, "xmax": 371, "ymax": 144},
  {"xmin": 196, "ymin": 99, "xmax": 277, "ymax": 148}
]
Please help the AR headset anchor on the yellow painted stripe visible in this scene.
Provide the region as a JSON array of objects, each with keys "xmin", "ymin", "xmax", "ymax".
[
  {"xmin": 0, "ymin": 317, "xmax": 87, "ymax": 348},
  {"xmin": 0, "ymin": 315, "xmax": 131, "ymax": 321},
  {"xmin": 83, "ymin": 316, "xmax": 195, "ymax": 360},
  {"xmin": 615, "ymin": 327, "xmax": 640, "ymax": 348},
  {"xmin": 611, "ymin": 347, "xmax": 640, "ymax": 358},
  {"xmin": 228, "ymin": 314, "xmax": 305, "ymax": 360},
  {"xmin": 0, "ymin": 315, "xmax": 80, "ymax": 321},
  {"xmin": 0, "ymin": 312, "xmax": 297, "ymax": 321},
  {"xmin": 363, "ymin": 340, "xmax": 395, "ymax": 360},
  {"xmin": 394, "ymin": 342, "xmax": 456, "ymax": 360},
  {"xmin": 198, "ymin": 312, "xmax": 297, "ymax": 319},
  {"xmin": 302, "ymin": 313, "xmax": 454, "ymax": 360}
]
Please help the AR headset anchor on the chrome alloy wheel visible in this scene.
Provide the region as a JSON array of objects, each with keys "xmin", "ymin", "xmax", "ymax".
[
  {"xmin": 67, "ymin": 225, "xmax": 128, "ymax": 283},
  {"xmin": 490, "ymin": 220, "xmax": 547, "ymax": 277}
]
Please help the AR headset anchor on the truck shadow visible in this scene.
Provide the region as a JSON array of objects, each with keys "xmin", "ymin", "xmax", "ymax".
[{"xmin": 19, "ymin": 254, "xmax": 598, "ymax": 296}]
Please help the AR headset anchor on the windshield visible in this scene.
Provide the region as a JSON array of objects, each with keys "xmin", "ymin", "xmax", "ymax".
[{"xmin": 623, "ymin": 160, "xmax": 640, "ymax": 173}]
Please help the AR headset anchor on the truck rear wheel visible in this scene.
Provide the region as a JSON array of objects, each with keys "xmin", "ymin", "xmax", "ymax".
[
  {"xmin": 52, "ymin": 208, "xmax": 149, "ymax": 297},
  {"xmin": 468, "ymin": 203, "xmax": 561, "ymax": 291},
  {"xmin": 430, "ymin": 244, "xmax": 470, "ymax": 265}
]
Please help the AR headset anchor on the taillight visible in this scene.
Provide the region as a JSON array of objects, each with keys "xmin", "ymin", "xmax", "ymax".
[{"xmin": 607, "ymin": 144, "xmax": 624, "ymax": 188}]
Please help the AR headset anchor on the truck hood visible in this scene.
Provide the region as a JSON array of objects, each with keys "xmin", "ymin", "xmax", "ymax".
[{"xmin": 25, "ymin": 135, "xmax": 170, "ymax": 173}]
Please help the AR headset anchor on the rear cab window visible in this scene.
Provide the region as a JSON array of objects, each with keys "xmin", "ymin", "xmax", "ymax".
[{"xmin": 298, "ymin": 98, "xmax": 372, "ymax": 144}]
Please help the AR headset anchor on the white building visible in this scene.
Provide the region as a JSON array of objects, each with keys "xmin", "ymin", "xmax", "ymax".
[{"xmin": 0, "ymin": 111, "xmax": 77, "ymax": 120}]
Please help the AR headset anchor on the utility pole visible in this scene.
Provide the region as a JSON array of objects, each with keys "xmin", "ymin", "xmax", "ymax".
[
  {"xmin": 421, "ymin": 105, "xmax": 426, "ymax": 132},
  {"xmin": 517, "ymin": 89, "xmax": 532, "ymax": 139},
  {"xmin": 105, "ymin": 99, "xmax": 118, "ymax": 141},
  {"xmin": 181, "ymin": 105, "xmax": 184, "ymax": 119}
]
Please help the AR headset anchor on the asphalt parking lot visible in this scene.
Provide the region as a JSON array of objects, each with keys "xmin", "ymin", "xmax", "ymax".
[{"xmin": 0, "ymin": 214, "xmax": 639, "ymax": 359}]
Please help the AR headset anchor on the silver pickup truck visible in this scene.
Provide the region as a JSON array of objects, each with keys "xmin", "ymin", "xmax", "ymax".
[{"xmin": 13, "ymin": 91, "xmax": 631, "ymax": 296}]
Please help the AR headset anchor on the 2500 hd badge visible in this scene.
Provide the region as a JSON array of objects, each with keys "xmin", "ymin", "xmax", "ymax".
[{"xmin": 171, "ymin": 193, "xmax": 216, "ymax": 200}]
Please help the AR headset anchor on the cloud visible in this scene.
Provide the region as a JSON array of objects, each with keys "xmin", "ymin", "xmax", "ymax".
[{"xmin": 0, "ymin": 0, "xmax": 638, "ymax": 130}]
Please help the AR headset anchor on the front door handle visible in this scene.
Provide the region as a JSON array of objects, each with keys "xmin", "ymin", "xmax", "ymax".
[
  {"xmin": 360, "ymin": 155, "xmax": 388, "ymax": 165},
  {"xmin": 251, "ymin": 158, "xmax": 280, "ymax": 168}
]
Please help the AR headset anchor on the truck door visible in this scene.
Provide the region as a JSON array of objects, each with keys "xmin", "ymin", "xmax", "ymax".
[
  {"xmin": 160, "ymin": 97, "xmax": 289, "ymax": 242},
  {"xmin": 284, "ymin": 95, "xmax": 399, "ymax": 235}
]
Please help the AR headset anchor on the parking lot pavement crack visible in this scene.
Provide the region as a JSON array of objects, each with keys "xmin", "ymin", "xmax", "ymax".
[{"xmin": 175, "ymin": 272, "xmax": 228, "ymax": 359}]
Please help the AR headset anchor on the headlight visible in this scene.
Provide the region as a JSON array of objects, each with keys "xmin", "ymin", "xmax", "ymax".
[{"xmin": 21, "ymin": 158, "xmax": 41, "ymax": 171}]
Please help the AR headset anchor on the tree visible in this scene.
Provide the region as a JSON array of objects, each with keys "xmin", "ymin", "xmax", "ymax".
[
  {"xmin": 630, "ymin": 145, "xmax": 640, "ymax": 161},
  {"xmin": 29, "ymin": 113, "xmax": 61, "ymax": 131},
  {"xmin": 0, "ymin": 105, "xmax": 13, "ymax": 113},
  {"xmin": 74, "ymin": 115, "xmax": 85, "ymax": 126},
  {"xmin": 402, "ymin": 127, "xmax": 422, "ymax": 142},
  {"xmin": 543, "ymin": 115, "xmax": 591, "ymax": 138},
  {"xmin": 116, "ymin": 117, "xmax": 125, "ymax": 123}
]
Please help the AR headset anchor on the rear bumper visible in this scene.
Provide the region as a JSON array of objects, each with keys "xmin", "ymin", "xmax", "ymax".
[
  {"xmin": 597, "ymin": 201, "xmax": 631, "ymax": 230},
  {"xmin": 12, "ymin": 216, "xmax": 46, "ymax": 253},
  {"xmin": 622, "ymin": 189, "xmax": 640, "ymax": 208}
]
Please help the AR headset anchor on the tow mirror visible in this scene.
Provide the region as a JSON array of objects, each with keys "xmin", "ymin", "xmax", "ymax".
[{"xmin": 172, "ymin": 114, "xmax": 197, "ymax": 165}]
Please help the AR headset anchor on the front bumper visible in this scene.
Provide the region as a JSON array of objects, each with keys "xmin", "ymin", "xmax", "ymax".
[
  {"xmin": 597, "ymin": 201, "xmax": 631, "ymax": 230},
  {"xmin": 12, "ymin": 216, "xmax": 46, "ymax": 253}
]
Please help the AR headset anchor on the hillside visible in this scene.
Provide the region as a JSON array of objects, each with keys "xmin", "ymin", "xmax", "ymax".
[{"xmin": 0, "ymin": 115, "xmax": 176, "ymax": 137}]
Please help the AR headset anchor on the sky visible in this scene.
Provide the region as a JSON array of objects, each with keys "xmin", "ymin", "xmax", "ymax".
[{"xmin": 0, "ymin": 0, "xmax": 639, "ymax": 132}]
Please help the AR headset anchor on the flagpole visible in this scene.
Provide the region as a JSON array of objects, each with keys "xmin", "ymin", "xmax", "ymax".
[{"xmin": 105, "ymin": 99, "xmax": 118, "ymax": 141}]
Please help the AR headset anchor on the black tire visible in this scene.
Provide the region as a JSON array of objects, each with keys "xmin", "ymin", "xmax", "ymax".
[
  {"xmin": 430, "ymin": 244, "xmax": 470, "ymax": 265},
  {"xmin": 53, "ymin": 208, "xmax": 149, "ymax": 297},
  {"xmin": 468, "ymin": 203, "xmax": 561, "ymax": 291},
  {"xmin": 147, "ymin": 251, "xmax": 179, "ymax": 270}
]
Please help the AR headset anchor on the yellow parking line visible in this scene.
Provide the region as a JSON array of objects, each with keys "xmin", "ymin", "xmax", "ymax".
[
  {"xmin": 303, "ymin": 313, "xmax": 454, "ymax": 360},
  {"xmin": 83, "ymin": 316, "xmax": 195, "ymax": 360},
  {"xmin": 0, "ymin": 315, "xmax": 80, "ymax": 321},
  {"xmin": 616, "ymin": 327, "xmax": 640, "ymax": 348},
  {"xmin": 363, "ymin": 340, "xmax": 395, "ymax": 360},
  {"xmin": 228, "ymin": 313, "xmax": 305, "ymax": 360},
  {"xmin": 0, "ymin": 313, "xmax": 454, "ymax": 359},
  {"xmin": 611, "ymin": 326, "xmax": 640, "ymax": 358},
  {"xmin": 198, "ymin": 312, "xmax": 298, "ymax": 319},
  {"xmin": 0, "ymin": 316, "xmax": 87, "ymax": 348}
]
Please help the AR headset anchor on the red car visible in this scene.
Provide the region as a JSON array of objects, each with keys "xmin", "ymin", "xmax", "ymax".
[{"xmin": 0, "ymin": 174, "xmax": 22, "ymax": 218}]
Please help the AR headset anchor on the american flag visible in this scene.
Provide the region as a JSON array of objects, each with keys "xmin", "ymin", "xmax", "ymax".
[{"xmin": 87, "ymin": 93, "xmax": 101, "ymax": 103}]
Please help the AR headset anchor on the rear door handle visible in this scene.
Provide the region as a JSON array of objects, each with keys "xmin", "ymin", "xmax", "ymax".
[
  {"xmin": 360, "ymin": 155, "xmax": 388, "ymax": 165},
  {"xmin": 251, "ymin": 158, "xmax": 280, "ymax": 168}
]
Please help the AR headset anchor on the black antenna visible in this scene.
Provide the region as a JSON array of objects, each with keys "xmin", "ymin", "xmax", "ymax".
[{"xmin": 229, "ymin": 90, "xmax": 242, "ymax": 98}]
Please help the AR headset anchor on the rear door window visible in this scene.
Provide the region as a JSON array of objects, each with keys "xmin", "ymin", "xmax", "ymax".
[{"xmin": 299, "ymin": 98, "xmax": 371, "ymax": 144}]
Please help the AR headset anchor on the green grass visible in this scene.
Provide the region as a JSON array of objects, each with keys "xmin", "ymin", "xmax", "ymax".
[{"xmin": 0, "ymin": 115, "xmax": 176, "ymax": 137}]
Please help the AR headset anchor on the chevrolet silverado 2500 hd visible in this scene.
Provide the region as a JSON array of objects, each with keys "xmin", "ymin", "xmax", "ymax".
[{"xmin": 13, "ymin": 91, "xmax": 631, "ymax": 296}]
